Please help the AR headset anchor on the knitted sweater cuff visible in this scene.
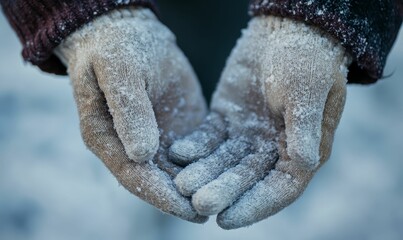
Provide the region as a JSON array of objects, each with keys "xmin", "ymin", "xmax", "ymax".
[
  {"xmin": 1, "ymin": 0, "xmax": 157, "ymax": 75},
  {"xmin": 249, "ymin": 0, "xmax": 402, "ymax": 84}
]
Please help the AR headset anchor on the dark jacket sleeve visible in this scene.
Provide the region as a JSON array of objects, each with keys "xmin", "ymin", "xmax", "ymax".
[
  {"xmin": 0, "ymin": 0, "xmax": 157, "ymax": 75},
  {"xmin": 250, "ymin": 0, "xmax": 402, "ymax": 84}
]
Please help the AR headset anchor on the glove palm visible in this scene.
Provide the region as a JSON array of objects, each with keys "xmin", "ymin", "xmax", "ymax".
[
  {"xmin": 170, "ymin": 16, "xmax": 352, "ymax": 229},
  {"xmin": 55, "ymin": 8, "xmax": 207, "ymax": 223}
]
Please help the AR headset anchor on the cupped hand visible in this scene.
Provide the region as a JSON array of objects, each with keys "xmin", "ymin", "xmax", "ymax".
[
  {"xmin": 170, "ymin": 16, "xmax": 352, "ymax": 229},
  {"xmin": 54, "ymin": 8, "xmax": 207, "ymax": 223}
]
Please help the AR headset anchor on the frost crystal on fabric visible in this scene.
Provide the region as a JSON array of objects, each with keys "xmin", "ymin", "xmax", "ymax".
[
  {"xmin": 250, "ymin": 0, "xmax": 402, "ymax": 84},
  {"xmin": 171, "ymin": 16, "xmax": 352, "ymax": 229},
  {"xmin": 54, "ymin": 8, "xmax": 208, "ymax": 223},
  {"xmin": 0, "ymin": 0, "xmax": 157, "ymax": 74}
]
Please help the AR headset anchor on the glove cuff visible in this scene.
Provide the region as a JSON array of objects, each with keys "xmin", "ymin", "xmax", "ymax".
[
  {"xmin": 54, "ymin": 7, "xmax": 159, "ymax": 67},
  {"xmin": 1, "ymin": 0, "xmax": 157, "ymax": 75},
  {"xmin": 249, "ymin": 0, "xmax": 402, "ymax": 84},
  {"xmin": 248, "ymin": 15, "xmax": 353, "ymax": 68}
]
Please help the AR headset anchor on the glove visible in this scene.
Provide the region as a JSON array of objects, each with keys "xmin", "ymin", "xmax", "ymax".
[
  {"xmin": 54, "ymin": 7, "xmax": 208, "ymax": 223},
  {"xmin": 169, "ymin": 16, "xmax": 352, "ymax": 229}
]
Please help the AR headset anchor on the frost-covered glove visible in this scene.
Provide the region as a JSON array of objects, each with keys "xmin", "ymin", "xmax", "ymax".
[
  {"xmin": 170, "ymin": 16, "xmax": 352, "ymax": 229},
  {"xmin": 54, "ymin": 8, "xmax": 207, "ymax": 223}
]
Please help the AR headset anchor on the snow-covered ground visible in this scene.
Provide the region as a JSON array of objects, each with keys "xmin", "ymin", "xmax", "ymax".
[{"xmin": 1, "ymin": 13, "xmax": 402, "ymax": 240}]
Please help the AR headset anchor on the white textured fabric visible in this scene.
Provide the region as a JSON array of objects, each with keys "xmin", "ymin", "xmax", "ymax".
[
  {"xmin": 54, "ymin": 7, "xmax": 208, "ymax": 222},
  {"xmin": 170, "ymin": 16, "xmax": 352, "ymax": 229}
]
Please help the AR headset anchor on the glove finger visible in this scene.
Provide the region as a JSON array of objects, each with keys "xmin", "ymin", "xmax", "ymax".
[
  {"xmin": 192, "ymin": 144, "xmax": 278, "ymax": 216},
  {"xmin": 174, "ymin": 139, "xmax": 251, "ymax": 197},
  {"xmin": 216, "ymin": 163, "xmax": 310, "ymax": 229},
  {"xmin": 72, "ymin": 65, "xmax": 207, "ymax": 223},
  {"xmin": 119, "ymin": 162, "xmax": 208, "ymax": 223},
  {"xmin": 95, "ymin": 62, "xmax": 159, "ymax": 163},
  {"xmin": 169, "ymin": 113, "xmax": 228, "ymax": 166},
  {"xmin": 318, "ymin": 75, "xmax": 346, "ymax": 166},
  {"xmin": 282, "ymin": 85, "xmax": 331, "ymax": 170}
]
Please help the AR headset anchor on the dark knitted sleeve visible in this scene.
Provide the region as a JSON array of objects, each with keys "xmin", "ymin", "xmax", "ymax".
[
  {"xmin": 0, "ymin": 0, "xmax": 157, "ymax": 75},
  {"xmin": 250, "ymin": 0, "xmax": 402, "ymax": 84}
]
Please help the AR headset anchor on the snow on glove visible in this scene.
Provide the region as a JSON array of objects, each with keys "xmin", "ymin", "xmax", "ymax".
[
  {"xmin": 170, "ymin": 16, "xmax": 352, "ymax": 229},
  {"xmin": 54, "ymin": 7, "xmax": 208, "ymax": 223}
]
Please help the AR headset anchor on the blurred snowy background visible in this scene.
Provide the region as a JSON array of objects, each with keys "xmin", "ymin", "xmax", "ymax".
[{"xmin": 1, "ymin": 4, "xmax": 403, "ymax": 240}]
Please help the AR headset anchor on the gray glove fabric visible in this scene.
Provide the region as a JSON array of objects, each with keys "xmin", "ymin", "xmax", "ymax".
[
  {"xmin": 54, "ymin": 8, "xmax": 208, "ymax": 223},
  {"xmin": 170, "ymin": 16, "xmax": 352, "ymax": 229}
]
